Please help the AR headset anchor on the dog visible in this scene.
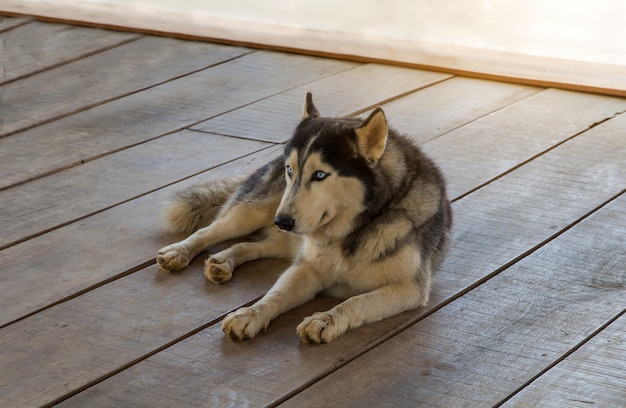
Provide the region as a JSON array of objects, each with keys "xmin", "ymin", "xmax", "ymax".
[{"xmin": 157, "ymin": 93, "xmax": 452, "ymax": 343}]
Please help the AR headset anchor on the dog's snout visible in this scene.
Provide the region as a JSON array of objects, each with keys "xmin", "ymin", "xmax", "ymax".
[{"xmin": 274, "ymin": 214, "xmax": 295, "ymax": 231}]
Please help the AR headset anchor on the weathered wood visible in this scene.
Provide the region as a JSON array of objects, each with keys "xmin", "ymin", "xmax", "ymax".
[
  {"xmin": 0, "ymin": 146, "xmax": 283, "ymax": 327},
  {"xmin": 192, "ymin": 64, "xmax": 452, "ymax": 142},
  {"xmin": 375, "ymin": 76, "xmax": 541, "ymax": 145},
  {"xmin": 194, "ymin": 87, "xmax": 626, "ymax": 201},
  {"xmin": 0, "ymin": 258, "xmax": 291, "ymax": 407},
  {"xmin": 0, "ymin": 36, "xmax": 251, "ymax": 137},
  {"xmin": 4, "ymin": 88, "xmax": 622, "ymax": 325},
  {"xmin": 0, "ymin": 51, "xmax": 357, "ymax": 190},
  {"xmin": 420, "ymin": 88, "xmax": 626, "ymax": 199},
  {"xmin": 0, "ymin": 15, "xmax": 32, "ymax": 32},
  {"xmin": 5, "ymin": 1, "xmax": 626, "ymax": 96},
  {"xmin": 434, "ymin": 110, "xmax": 626, "ymax": 292},
  {"xmin": 0, "ymin": 130, "xmax": 270, "ymax": 250},
  {"xmin": 0, "ymin": 21, "xmax": 140, "ymax": 85},
  {"xmin": 3, "ymin": 21, "xmax": 626, "ymax": 408},
  {"xmin": 52, "ymin": 97, "xmax": 626, "ymax": 407},
  {"xmin": 282, "ymin": 194, "xmax": 626, "ymax": 408},
  {"xmin": 504, "ymin": 313, "xmax": 626, "ymax": 407}
]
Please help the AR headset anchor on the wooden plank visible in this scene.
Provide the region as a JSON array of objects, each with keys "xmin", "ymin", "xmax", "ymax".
[
  {"xmin": 0, "ymin": 15, "xmax": 32, "ymax": 32},
  {"xmin": 3, "ymin": 88, "xmax": 622, "ymax": 325},
  {"xmin": 0, "ymin": 51, "xmax": 357, "ymax": 190},
  {"xmin": 4, "ymin": 1, "xmax": 626, "ymax": 96},
  {"xmin": 505, "ymin": 314, "xmax": 626, "ymax": 407},
  {"xmin": 0, "ymin": 146, "xmax": 282, "ymax": 327},
  {"xmin": 281, "ymin": 194, "xmax": 626, "ymax": 408},
  {"xmin": 0, "ymin": 21, "xmax": 140, "ymax": 85},
  {"xmin": 0, "ymin": 36, "xmax": 252, "ymax": 137},
  {"xmin": 53, "ymin": 96, "xmax": 626, "ymax": 406},
  {"xmin": 192, "ymin": 64, "xmax": 452, "ymax": 142},
  {"xmin": 373, "ymin": 77, "xmax": 541, "ymax": 145},
  {"xmin": 0, "ymin": 260, "xmax": 290, "ymax": 407},
  {"xmin": 420, "ymin": 89, "xmax": 626, "ymax": 199},
  {"xmin": 433, "ymin": 109, "xmax": 626, "ymax": 292},
  {"xmin": 0, "ymin": 130, "xmax": 270, "ymax": 250}
]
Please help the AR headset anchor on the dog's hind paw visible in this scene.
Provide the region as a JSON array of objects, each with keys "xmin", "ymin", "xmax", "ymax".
[
  {"xmin": 204, "ymin": 256, "xmax": 233, "ymax": 284},
  {"xmin": 156, "ymin": 243, "xmax": 191, "ymax": 272},
  {"xmin": 222, "ymin": 307, "xmax": 268, "ymax": 341},
  {"xmin": 297, "ymin": 312, "xmax": 346, "ymax": 344}
]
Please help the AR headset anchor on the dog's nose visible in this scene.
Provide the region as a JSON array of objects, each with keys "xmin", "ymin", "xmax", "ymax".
[{"xmin": 274, "ymin": 214, "xmax": 295, "ymax": 231}]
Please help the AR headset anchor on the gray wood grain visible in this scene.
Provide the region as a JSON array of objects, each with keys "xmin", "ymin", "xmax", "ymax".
[
  {"xmin": 0, "ymin": 146, "xmax": 283, "ymax": 327},
  {"xmin": 0, "ymin": 50, "xmax": 356, "ymax": 190},
  {"xmin": 54, "ymin": 96, "xmax": 626, "ymax": 407},
  {"xmin": 0, "ymin": 36, "xmax": 251, "ymax": 136},
  {"xmin": 4, "ymin": 20, "xmax": 626, "ymax": 408},
  {"xmin": 0, "ymin": 130, "xmax": 270, "ymax": 250},
  {"xmin": 192, "ymin": 64, "xmax": 452, "ymax": 143},
  {"xmin": 505, "ymin": 313, "xmax": 626, "ymax": 407},
  {"xmin": 0, "ymin": 21, "xmax": 140, "ymax": 85},
  {"xmin": 282, "ymin": 183, "xmax": 626, "ymax": 408},
  {"xmin": 0, "ymin": 16, "xmax": 32, "ymax": 32}
]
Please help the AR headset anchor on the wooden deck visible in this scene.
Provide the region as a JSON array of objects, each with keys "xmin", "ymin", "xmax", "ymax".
[{"xmin": 1, "ymin": 17, "xmax": 625, "ymax": 407}]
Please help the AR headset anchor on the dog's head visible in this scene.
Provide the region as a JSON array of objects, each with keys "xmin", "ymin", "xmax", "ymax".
[{"xmin": 274, "ymin": 93, "xmax": 388, "ymax": 238}]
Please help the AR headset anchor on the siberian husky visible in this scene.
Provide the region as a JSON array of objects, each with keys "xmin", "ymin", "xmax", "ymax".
[{"xmin": 157, "ymin": 93, "xmax": 452, "ymax": 343}]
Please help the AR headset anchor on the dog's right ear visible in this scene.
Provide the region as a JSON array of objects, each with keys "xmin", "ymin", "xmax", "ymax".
[
  {"xmin": 302, "ymin": 92, "xmax": 320, "ymax": 120},
  {"xmin": 355, "ymin": 107, "xmax": 388, "ymax": 164}
]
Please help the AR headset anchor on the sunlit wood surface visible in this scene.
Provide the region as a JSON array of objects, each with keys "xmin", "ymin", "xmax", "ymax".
[{"xmin": 1, "ymin": 18, "xmax": 625, "ymax": 407}]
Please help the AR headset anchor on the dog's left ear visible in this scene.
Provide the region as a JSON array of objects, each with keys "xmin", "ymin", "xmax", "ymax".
[
  {"xmin": 355, "ymin": 107, "xmax": 388, "ymax": 164},
  {"xmin": 302, "ymin": 92, "xmax": 320, "ymax": 120}
]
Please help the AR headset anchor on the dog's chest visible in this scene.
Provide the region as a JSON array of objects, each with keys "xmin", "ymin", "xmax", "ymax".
[{"xmin": 303, "ymin": 239, "xmax": 408, "ymax": 296}]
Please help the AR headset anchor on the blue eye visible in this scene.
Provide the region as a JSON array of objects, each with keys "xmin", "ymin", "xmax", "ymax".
[
  {"xmin": 312, "ymin": 171, "xmax": 328, "ymax": 181},
  {"xmin": 285, "ymin": 166, "xmax": 293, "ymax": 177}
]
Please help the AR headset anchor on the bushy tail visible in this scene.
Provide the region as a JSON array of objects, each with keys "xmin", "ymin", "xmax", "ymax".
[{"xmin": 161, "ymin": 174, "xmax": 247, "ymax": 235}]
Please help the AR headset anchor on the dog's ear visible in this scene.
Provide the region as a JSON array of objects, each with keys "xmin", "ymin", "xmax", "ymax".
[
  {"xmin": 355, "ymin": 107, "xmax": 388, "ymax": 164},
  {"xmin": 302, "ymin": 92, "xmax": 320, "ymax": 120}
]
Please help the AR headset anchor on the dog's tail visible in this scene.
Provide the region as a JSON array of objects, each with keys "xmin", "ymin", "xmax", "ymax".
[{"xmin": 162, "ymin": 174, "xmax": 247, "ymax": 235}]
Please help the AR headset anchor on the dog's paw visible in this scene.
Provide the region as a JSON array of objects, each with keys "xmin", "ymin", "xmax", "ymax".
[
  {"xmin": 222, "ymin": 307, "xmax": 268, "ymax": 341},
  {"xmin": 204, "ymin": 255, "xmax": 233, "ymax": 284},
  {"xmin": 156, "ymin": 243, "xmax": 191, "ymax": 272},
  {"xmin": 297, "ymin": 312, "xmax": 345, "ymax": 344}
]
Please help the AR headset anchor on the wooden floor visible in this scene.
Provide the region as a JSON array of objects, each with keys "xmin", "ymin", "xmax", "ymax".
[{"xmin": 1, "ymin": 17, "xmax": 626, "ymax": 408}]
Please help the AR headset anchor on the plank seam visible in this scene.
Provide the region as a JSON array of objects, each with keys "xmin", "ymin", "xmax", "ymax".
[
  {"xmin": 3, "ymin": 12, "xmax": 626, "ymax": 97},
  {"xmin": 183, "ymin": 62, "xmax": 366, "ymax": 129},
  {"xmin": 494, "ymin": 307, "xmax": 626, "ymax": 407},
  {"xmin": 0, "ymin": 48, "xmax": 259, "ymax": 139},
  {"xmin": 189, "ymin": 74, "xmax": 457, "ymax": 143},
  {"xmin": 0, "ymin": 259, "xmax": 154, "ymax": 330},
  {"xmin": 0, "ymin": 144, "xmax": 277, "ymax": 251},
  {"xmin": 345, "ymin": 75, "xmax": 455, "ymax": 117},
  {"xmin": 454, "ymin": 107, "xmax": 626, "ymax": 203},
  {"xmin": 418, "ymin": 86, "xmax": 545, "ymax": 143},
  {"xmin": 268, "ymin": 187, "xmax": 626, "ymax": 407},
  {"xmin": 41, "ymin": 294, "xmax": 264, "ymax": 408},
  {"xmin": 0, "ymin": 145, "xmax": 280, "ymax": 328},
  {"xmin": 0, "ymin": 16, "xmax": 33, "ymax": 33},
  {"xmin": 0, "ymin": 58, "xmax": 358, "ymax": 191},
  {"xmin": 0, "ymin": 34, "xmax": 144, "ymax": 86},
  {"xmin": 0, "ymin": 127, "xmax": 267, "ymax": 193}
]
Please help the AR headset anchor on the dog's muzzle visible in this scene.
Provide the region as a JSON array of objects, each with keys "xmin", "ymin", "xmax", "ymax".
[{"xmin": 274, "ymin": 214, "xmax": 295, "ymax": 231}]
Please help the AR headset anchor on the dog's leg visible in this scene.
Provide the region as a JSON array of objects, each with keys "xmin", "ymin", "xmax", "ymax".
[
  {"xmin": 205, "ymin": 227, "xmax": 302, "ymax": 284},
  {"xmin": 297, "ymin": 282, "xmax": 429, "ymax": 344},
  {"xmin": 221, "ymin": 261, "xmax": 322, "ymax": 340},
  {"xmin": 157, "ymin": 202, "xmax": 276, "ymax": 272}
]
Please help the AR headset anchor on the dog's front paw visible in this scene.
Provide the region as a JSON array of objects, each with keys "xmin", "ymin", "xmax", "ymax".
[
  {"xmin": 222, "ymin": 307, "xmax": 268, "ymax": 341},
  {"xmin": 297, "ymin": 312, "xmax": 346, "ymax": 344},
  {"xmin": 204, "ymin": 255, "xmax": 233, "ymax": 284},
  {"xmin": 156, "ymin": 243, "xmax": 191, "ymax": 272}
]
